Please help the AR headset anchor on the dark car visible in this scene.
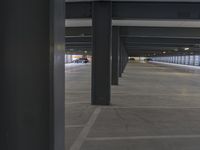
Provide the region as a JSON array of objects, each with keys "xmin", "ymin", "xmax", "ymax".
[
  {"xmin": 144, "ymin": 58, "xmax": 152, "ymax": 61},
  {"xmin": 72, "ymin": 58, "xmax": 89, "ymax": 63}
]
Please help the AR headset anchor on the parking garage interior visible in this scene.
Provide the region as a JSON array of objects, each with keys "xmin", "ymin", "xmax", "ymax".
[
  {"xmin": 2, "ymin": 0, "xmax": 200, "ymax": 150},
  {"xmin": 66, "ymin": 1, "xmax": 200, "ymax": 150}
]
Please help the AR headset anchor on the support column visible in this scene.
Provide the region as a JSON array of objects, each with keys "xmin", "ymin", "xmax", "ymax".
[
  {"xmin": 122, "ymin": 49, "xmax": 128, "ymax": 72},
  {"xmin": 112, "ymin": 27, "xmax": 120, "ymax": 85},
  {"xmin": 120, "ymin": 41, "xmax": 127, "ymax": 75},
  {"xmin": 92, "ymin": 1, "xmax": 112, "ymax": 105},
  {"xmin": 122, "ymin": 48, "xmax": 125, "ymax": 73},
  {"xmin": 119, "ymin": 47, "xmax": 122, "ymax": 77},
  {"xmin": 193, "ymin": 55, "xmax": 195, "ymax": 66},
  {"xmin": 119, "ymin": 41, "xmax": 124, "ymax": 77},
  {"xmin": 0, "ymin": 0, "xmax": 65, "ymax": 150},
  {"xmin": 180, "ymin": 55, "xmax": 182, "ymax": 64},
  {"xmin": 188, "ymin": 55, "xmax": 190, "ymax": 65}
]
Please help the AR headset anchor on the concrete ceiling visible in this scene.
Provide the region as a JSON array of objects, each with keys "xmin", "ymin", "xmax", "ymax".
[
  {"xmin": 65, "ymin": 1, "xmax": 200, "ymax": 56},
  {"xmin": 65, "ymin": 19, "xmax": 200, "ymax": 28},
  {"xmin": 66, "ymin": 0, "xmax": 200, "ymax": 2}
]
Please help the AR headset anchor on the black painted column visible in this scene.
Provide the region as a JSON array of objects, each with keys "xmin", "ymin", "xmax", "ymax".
[
  {"xmin": 92, "ymin": 1, "xmax": 112, "ymax": 105},
  {"xmin": 122, "ymin": 48, "xmax": 125, "ymax": 73},
  {"xmin": 0, "ymin": 0, "xmax": 65, "ymax": 150},
  {"xmin": 123, "ymin": 49, "xmax": 129, "ymax": 72},
  {"xmin": 119, "ymin": 41, "xmax": 126, "ymax": 76},
  {"xmin": 112, "ymin": 27, "xmax": 120, "ymax": 85},
  {"xmin": 119, "ymin": 50, "xmax": 122, "ymax": 77},
  {"xmin": 119, "ymin": 41, "xmax": 123, "ymax": 77},
  {"xmin": 122, "ymin": 48, "xmax": 128, "ymax": 73}
]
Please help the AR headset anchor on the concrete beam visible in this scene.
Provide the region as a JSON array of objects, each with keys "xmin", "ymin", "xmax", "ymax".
[
  {"xmin": 120, "ymin": 27, "xmax": 200, "ymax": 38},
  {"xmin": 122, "ymin": 37, "xmax": 200, "ymax": 45},
  {"xmin": 66, "ymin": 2, "xmax": 200, "ymax": 20},
  {"xmin": 65, "ymin": 2, "xmax": 91, "ymax": 18}
]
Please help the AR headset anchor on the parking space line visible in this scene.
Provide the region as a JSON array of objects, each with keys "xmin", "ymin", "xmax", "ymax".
[
  {"xmin": 65, "ymin": 125, "xmax": 85, "ymax": 128},
  {"xmin": 101, "ymin": 106, "xmax": 200, "ymax": 109},
  {"xmin": 86, "ymin": 135, "xmax": 200, "ymax": 141},
  {"xmin": 69, "ymin": 107, "xmax": 101, "ymax": 150}
]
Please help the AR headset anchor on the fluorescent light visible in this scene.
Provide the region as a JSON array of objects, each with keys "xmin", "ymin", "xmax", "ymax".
[{"xmin": 184, "ymin": 48, "xmax": 190, "ymax": 51}]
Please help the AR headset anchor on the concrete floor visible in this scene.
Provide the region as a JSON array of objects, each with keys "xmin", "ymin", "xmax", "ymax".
[{"xmin": 65, "ymin": 62, "xmax": 200, "ymax": 150}]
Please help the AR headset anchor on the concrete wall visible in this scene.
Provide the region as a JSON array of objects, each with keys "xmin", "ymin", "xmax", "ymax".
[{"xmin": 152, "ymin": 55, "xmax": 200, "ymax": 66}]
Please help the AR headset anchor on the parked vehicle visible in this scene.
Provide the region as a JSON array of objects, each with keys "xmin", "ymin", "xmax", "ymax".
[
  {"xmin": 129, "ymin": 57, "xmax": 135, "ymax": 63},
  {"xmin": 72, "ymin": 58, "xmax": 89, "ymax": 63},
  {"xmin": 144, "ymin": 58, "xmax": 153, "ymax": 61}
]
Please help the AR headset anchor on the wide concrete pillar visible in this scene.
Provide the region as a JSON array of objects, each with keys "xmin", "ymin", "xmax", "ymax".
[
  {"xmin": 0, "ymin": 0, "xmax": 65, "ymax": 150},
  {"xmin": 112, "ymin": 27, "xmax": 120, "ymax": 85},
  {"xmin": 92, "ymin": 1, "xmax": 112, "ymax": 105}
]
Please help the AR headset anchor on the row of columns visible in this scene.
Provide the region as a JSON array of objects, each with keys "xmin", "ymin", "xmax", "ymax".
[
  {"xmin": 92, "ymin": 1, "xmax": 129, "ymax": 105},
  {"xmin": 111, "ymin": 27, "xmax": 129, "ymax": 84},
  {"xmin": 0, "ymin": 1, "xmax": 128, "ymax": 149}
]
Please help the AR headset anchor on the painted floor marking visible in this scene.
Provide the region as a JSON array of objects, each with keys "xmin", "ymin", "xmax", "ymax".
[{"xmin": 69, "ymin": 107, "xmax": 101, "ymax": 150}]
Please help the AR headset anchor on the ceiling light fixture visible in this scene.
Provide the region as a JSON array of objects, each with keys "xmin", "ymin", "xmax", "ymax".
[{"xmin": 184, "ymin": 48, "xmax": 190, "ymax": 51}]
